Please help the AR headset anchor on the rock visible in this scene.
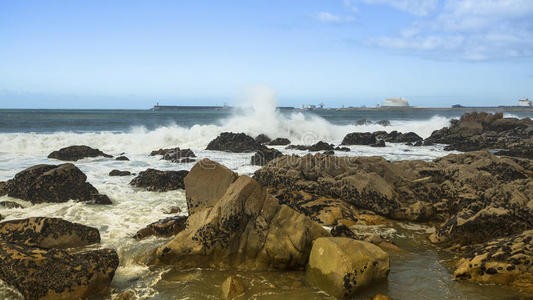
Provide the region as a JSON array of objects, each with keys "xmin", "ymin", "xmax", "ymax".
[
  {"xmin": 305, "ymin": 237, "xmax": 390, "ymax": 299},
  {"xmin": 355, "ymin": 119, "xmax": 373, "ymax": 126},
  {"xmin": 342, "ymin": 132, "xmax": 377, "ymax": 145},
  {"xmin": 206, "ymin": 132, "xmax": 267, "ymax": 153},
  {"xmin": 0, "ymin": 217, "xmax": 100, "ymax": 249},
  {"xmin": 255, "ymin": 134, "xmax": 271, "ymax": 144},
  {"xmin": 117, "ymin": 290, "xmax": 136, "ymax": 300},
  {"xmin": 454, "ymin": 230, "xmax": 533, "ymax": 289},
  {"xmin": 220, "ymin": 275, "xmax": 245, "ymax": 299},
  {"xmin": 180, "ymin": 157, "xmax": 196, "ymax": 163},
  {"xmin": 331, "ymin": 224, "xmax": 357, "ymax": 239},
  {"xmin": 134, "ymin": 215, "xmax": 187, "ymax": 240},
  {"xmin": 150, "ymin": 147, "xmax": 196, "ymax": 162},
  {"xmin": 254, "ymin": 151, "xmax": 533, "ymax": 246},
  {"xmin": 334, "ymin": 146, "xmax": 350, "ymax": 152},
  {"xmin": 308, "ymin": 141, "xmax": 334, "ymax": 152},
  {"xmin": 371, "ymin": 140, "xmax": 386, "ymax": 147},
  {"xmin": 376, "ymin": 120, "xmax": 391, "ymax": 126},
  {"xmin": 323, "ymin": 150, "xmax": 335, "ymax": 155},
  {"xmin": 2, "ymin": 163, "xmax": 111, "ymax": 204},
  {"xmin": 373, "ymin": 294, "xmax": 392, "ymax": 300},
  {"xmin": 0, "ymin": 181, "xmax": 6, "ymax": 196},
  {"xmin": 251, "ymin": 148, "xmax": 283, "ymax": 166},
  {"xmin": 0, "ymin": 242, "xmax": 118, "ymax": 299},
  {"xmin": 130, "ymin": 169, "xmax": 189, "ymax": 192},
  {"xmin": 115, "ymin": 156, "xmax": 130, "ymax": 161},
  {"xmin": 109, "ymin": 169, "xmax": 132, "ymax": 176},
  {"xmin": 425, "ymin": 112, "xmax": 533, "ymax": 158},
  {"xmin": 146, "ymin": 163, "xmax": 330, "ymax": 270},
  {"xmin": 184, "ymin": 158, "xmax": 238, "ymax": 215},
  {"xmin": 269, "ymin": 138, "xmax": 291, "ymax": 146},
  {"xmin": 164, "ymin": 206, "xmax": 182, "ymax": 214},
  {"xmin": 47, "ymin": 145, "xmax": 112, "ymax": 161},
  {"xmin": 0, "ymin": 201, "xmax": 24, "ymax": 209}
]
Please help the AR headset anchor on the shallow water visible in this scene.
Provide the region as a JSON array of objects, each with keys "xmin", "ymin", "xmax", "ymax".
[{"xmin": 1, "ymin": 107, "xmax": 533, "ymax": 299}]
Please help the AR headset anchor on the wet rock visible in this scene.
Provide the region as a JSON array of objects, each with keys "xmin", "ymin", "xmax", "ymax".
[
  {"xmin": 255, "ymin": 134, "xmax": 272, "ymax": 144},
  {"xmin": 115, "ymin": 156, "xmax": 130, "ymax": 161},
  {"xmin": 269, "ymin": 137, "xmax": 291, "ymax": 146},
  {"xmin": 251, "ymin": 148, "xmax": 283, "ymax": 166},
  {"xmin": 305, "ymin": 237, "xmax": 390, "ymax": 299},
  {"xmin": 134, "ymin": 215, "xmax": 187, "ymax": 240},
  {"xmin": 130, "ymin": 169, "xmax": 189, "ymax": 192},
  {"xmin": 0, "ymin": 217, "xmax": 100, "ymax": 249},
  {"xmin": 0, "ymin": 201, "xmax": 24, "ymax": 209},
  {"xmin": 376, "ymin": 120, "xmax": 391, "ymax": 126},
  {"xmin": 0, "ymin": 243, "xmax": 118, "ymax": 299},
  {"xmin": 331, "ymin": 224, "xmax": 357, "ymax": 239},
  {"xmin": 117, "ymin": 289, "xmax": 136, "ymax": 300},
  {"xmin": 150, "ymin": 147, "xmax": 196, "ymax": 162},
  {"xmin": 147, "ymin": 160, "xmax": 329, "ymax": 270},
  {"xmin": 0, "ymin": 181, "xmax": 6, "ymax": 196},
  {"xmin": 334, "ymin": 146, "xmax": 350, "ymax": 152},
  {"xmin": 425, "ymin": 112, "xmax": 533, "ymax": 158},
  {"xmin": 220, "ymin": 275, "xmax": 245, "ymax": 299},
  {"xmin": 342, "ymin": 132, "xmax": 377, "ymax": 145},
  {"xmin": 206, "ymin": 132, "xmax": 267, "ymax": 153},
  {"xmin": 184, "ymin": 158, "xmax": 238, "ymax": 215},
  {"xmin": 254, "ymin": 151, "xmax": 533, "ymax": 246},
  {"xmin": 308, "ymin": 141, "xmax": 335, "ymax": 152},
  {"xmin": 2, "ymin": 163, "xmax": 111, "ymax": 204},
  {"xmin": 454, "ymin": 229, "xmax": 533, "ymax": 289},
  {"xmin": 109, "ymin": 169, "xmax": 132, "ymax": 176},
  {"xmin": 371, "ymin": 140, "xmax": 386, "ymax": 147},
  {"xmin": 163, "ymin": 206, "xmax": 182, "ymax": 214},
  {"xmin": 48, "ymin": 145, "xmax": 113, "ymax": 161},
  {"xmin": 323, "ymin": 150, "xmax": 335, "ymax": 155},
  {"xmin": 180, "ymin": 157, "xmax": 196, "ymax": 163},
  {"xmin": 393, "ymin": 132, "xmax": 423, "ymax": 143}
]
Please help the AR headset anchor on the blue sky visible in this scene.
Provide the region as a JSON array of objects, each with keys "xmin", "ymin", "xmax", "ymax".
[{"xmin": 0, "ymin": 0, "xmax": 532, "ymax": 108}]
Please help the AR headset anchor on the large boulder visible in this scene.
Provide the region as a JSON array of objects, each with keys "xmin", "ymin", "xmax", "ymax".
[
  {"xmin": 0, "ymin": 243, "xmax": 118, "ymax": 299},
  {"xmin": 251, "ymin": 148, "xmax": 283, "ymax": 166},
  {"xmin": 130, "ymin": 169, "xmax": 189, "ymax": 192},
  {"xmin": 0, "ymin": 217, "xmax": 100, "ymax": 249},
  {"xmin": 109, "ymin": 169, "xmax": 132, "ymax": 176},
  {"xmin": 341, "ymin": 132, "xmax": 377, "ymax": 145},
  {"xmin": 2, "ymin": 163, "xmax": 111, "ymax": 204},
  {"xmin": 146, "ymin": 160, "xmax": 329, "ymax": 270},
  {"xmin": 184, "ymin": 158, "xmax": 238, "ymax": 214},
  {"xmin": 454, "ymin": 230, "xmax": 533, "ymax": 290},
  {"xmin": 134, "ymin": 215, "xmax": 187, "ymax": 240},
  {"xmin": 305, "ymin": 237, "xmax": 390, "ymax": 298},
  {"xmin": 206, "ymin": 132, "xmax": 267, "ymax": 153},
  {"xmin": 150, "ymin": 147, "xmax": 196, "ymax": 163},
  {"xmin": 255, "ymin": 134, "xmax": 271, "ymax": 144},
  {"xmin": 269, "ymin": 138, "xmax": 291, "ymax": 146},
  {"xmin": 47, "ymin": 145, "xmax": 112, "ymax": 161}
]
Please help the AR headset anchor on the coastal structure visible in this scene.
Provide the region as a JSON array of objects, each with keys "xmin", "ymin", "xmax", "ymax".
[
  {"xmin": 382, "ymin": 97, "xmax": 409, "ymax": 107},
  {"xmin": 518, "ymin": 98, "xmax": 531, "ymax": 107}
]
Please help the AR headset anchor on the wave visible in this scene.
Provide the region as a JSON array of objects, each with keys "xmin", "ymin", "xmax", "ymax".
[{"xmin": 0, "ymin": 87, "xmax": 452, "ymax": 155}]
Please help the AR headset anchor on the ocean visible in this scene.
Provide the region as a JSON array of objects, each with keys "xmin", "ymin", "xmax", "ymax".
[{"xmin": 1, "ymin": 106, "xmax": 532, "ymax": 299}]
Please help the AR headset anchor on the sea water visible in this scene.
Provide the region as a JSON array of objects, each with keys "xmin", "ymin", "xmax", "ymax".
[{"xmin": 1, "ymin": 99, "xmax": 532, "ymax": 299}]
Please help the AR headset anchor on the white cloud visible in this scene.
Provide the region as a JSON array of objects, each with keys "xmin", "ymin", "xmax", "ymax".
[
  {"xmin": 313, "ymin": 12, "xmax": 355, "ymax": 23},
  {"xmin": 366, "ymin": 0, "xmax": 533, "ymax": 60},
  {"xmin": 359, "ymin": 0, "xmax": 439, "ymax": 16}
]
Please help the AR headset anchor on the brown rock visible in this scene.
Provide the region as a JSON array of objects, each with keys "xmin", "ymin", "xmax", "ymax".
[
  {"xmin": 0, "ymin": 201, "xmax": 24, "ymax": 209},
  {"xmin": 47, "ymin": 145, "xmax": 113, "ymax": 161},
  {"xmin": 220, "ymin": 275, "xmax": 245, "ymax": 299},
  {"xmin": 134, "ymin": 215, "xmax": 187, "ymax": 240}
]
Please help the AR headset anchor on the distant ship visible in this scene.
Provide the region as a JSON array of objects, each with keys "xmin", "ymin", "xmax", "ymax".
[{"xmin": 382, "ymin": 97, "xmax": 409, "ymax": 107}]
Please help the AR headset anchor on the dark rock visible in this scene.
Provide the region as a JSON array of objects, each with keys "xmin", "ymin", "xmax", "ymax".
[
  {"xmin": 255, "ymin": 134, "xmax": 272, "ymax": 144},
  {"xmin": 394, "ymin": 132, "xmax": 423, "ymax": 143},
  {"xmin": 0, "ymin": 201, "xmax": 24, "ymax": 209},
  {"xmin": 2, "ymin": 163, "xmax": 110, "ymax": 204},
  {"xmin": 206, "ymin": 132, "xmax": 267, "ymax": 153},
  {"xmin": 377, "ymin": 120, "xmax": 391, "ymax": 126},
  {"xmin": 331, "ymin": 224, "xmax": 357, "ymax": 239},
  {"xmin": 286, "ymin": 145, "xmax": 310, "ymax": 151},
  {"xmin": 413, "ymin": 141, "xmax": 423, "ymax": 147},
  {"xmin": 163, "ymin": 206, "xmax": 182, "ymax": 214},
  {"xmin": 115, "ymin": 156, "xmax": 129, "ymax": 161},
  {"xmin": 342, "ymin": 132, "xmax": 377, "ymax": 145},
  {"xmin": 323, "ymin": 150, "xmax": 335, "ymax": 155},
  {"xmin": 334, "ymin": 146, "xmax": 350, "ymax": 152},
  {"xmin": 130, "ymin": 169, "xmax": 189, "ymax": 192},
  {"xmin": 0, "ymin": 181, "xmax": 6, "ymax": 196},
  {"xmin": 48, "ymin": 145, "xmax": 112, "ymax": 161},
  {"xmin": 180, "ymin": 157, "xmax": 196, "ymax": 163},
  {"xmin": 251, "ymin": 148, "xmax": 282, "ymax": 166},
  {"xmin": 0, "ymin": 217, "xmax": 100, "ymax": 249},
  {"xmin": 0, "ymin": 242, "xmax": 118, "ymax": 299},
  {"xmin": 109, "ymin": 169, "xmax": 132, "ymax": 176},
  {"xmin": 134, "ymin": 215, "xmax": 187, "ymax": 240},
  {"xmin": 151, "ymin": 147, "xmax": 196, "ymax": 162},
  {"xmin": 269, "ymin": 137, "xmax": 291, "ymax": 146},
  {"xmin": 371, "ymin": 140, "xmax": 386, "ymax": 147},
  {"xmin": 308, "ymin": 141, "xmax": 334, "ymax": 152}
]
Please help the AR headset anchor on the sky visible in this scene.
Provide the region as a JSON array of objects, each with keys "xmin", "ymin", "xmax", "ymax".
[{"xmin": 0, "ymin": 0, "xmax": 532, "ymax": 109}]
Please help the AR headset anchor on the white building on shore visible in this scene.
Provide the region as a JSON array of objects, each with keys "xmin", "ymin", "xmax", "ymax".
[
  {"xmin": 382, "ymin": 97, "xmax": 409, "ymax": 107},
  {"xmin": 518, "ymin": 98, "xmax": 531, "ymax": 107}
]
